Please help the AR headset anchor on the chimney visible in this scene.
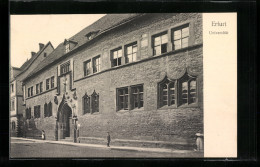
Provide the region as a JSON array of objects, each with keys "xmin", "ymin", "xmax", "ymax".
[
  {"xmin": 39, "ymin": 43, "xmax": 45, "ymax": 50},
  {"xmin": 31, "ymin": 52, "xmax": 36, "ymax": 57}
]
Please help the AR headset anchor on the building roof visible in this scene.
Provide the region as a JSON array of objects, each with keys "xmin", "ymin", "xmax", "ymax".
[
  {"xmin": 23, "ymin": 14, "xmax": 143, "ymax": 82},
  {"xmin": 15, "ymin": 41, "xmax": 54, "ymax": 79}
]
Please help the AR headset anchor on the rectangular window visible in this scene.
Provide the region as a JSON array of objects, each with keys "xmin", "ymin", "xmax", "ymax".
[
  {"xmin": 11, "ymin": 84, "xmax": 14, "ymax": 93},
  {"xmin": 28, "ymin": 88, "xmax": 31, "ymax": 97},
  {"xmin": 40, "ymin": 82, "xmax": 43, "ymax": 93},
  {"xmin": 117, "ymin": 84, "xmax": 144, "ymax": 111},
  {"xmin": 31, "ymin": 86, "xmax": 33, "ymax": 96},
  {"xmin": 111, "ymin": 48, "xmax": 122, "ymax": 67},
  {"xmin": 11, "ymin": 100, "xmax": 15, "ymax": 111},
  {"xmin": 125, "ymin": 42, "xmax": 137, "ymax": 63},
  {"xmin": 65, "ymin": 44, "xmax": 70, "ymax": 53},
  {"xmin": 36, "ymin": 84, "xmax": 39, "ymax": 94},
  {"xmin": 84, "ymin": 59, "xmax": 91, "ymax": 76},
  {"xmin": 172, "ymin": 25, "xmax": 189, "ymax": 50},
  {"xmin": 131, "ymin": 85, "xmax": 144, "ymax": 109},
  {"xmin": 46, "ymin": 79, "xmax": 50, "ymax": 90},
  {"xmin": 153, "ymin": 32, "xmax": 168, "ymax": 56},
  {"xmin": 51, "ymin": 76, "xmax": 55, "ymax": 88},
  {"xmin": 93, "ymin": 56, "xmax": 101, "ymax": 73},
  {"xmin": 60, "ymin": 61, "xmax": 70, "ymax": 75},
  {"xmin": 118, "ymin": 87, "xmax": 128, "ymax": 110},
  {"xmin": 34, "ymin": 105, "xmax": 41, "ymax": 118}
]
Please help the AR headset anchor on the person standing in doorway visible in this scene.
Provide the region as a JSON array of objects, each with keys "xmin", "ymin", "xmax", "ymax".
[{"xmin": 107, "ymin": 132, "xmax": 111, "ymax": 147}]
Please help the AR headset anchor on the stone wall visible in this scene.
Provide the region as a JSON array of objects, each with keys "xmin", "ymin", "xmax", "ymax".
[{"xmin": 23, "ymin": 13, "xmax": 203, "ymax": 144}]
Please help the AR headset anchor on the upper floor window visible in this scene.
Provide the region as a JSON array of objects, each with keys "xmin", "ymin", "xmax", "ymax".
[
  {"xmin": 36, "ymin": 84, "xmax": 40, "ymax": 94},
  {"xmin": 60, "ymin": 61, "xmax": 70, "ymax": 75},
  {"xmin": 111, "ymin": 48, "xmax": 122, "ymax": 67},
  {"xmin": 93, "ymin": 56, "xmax": 101, "ymax": 73},
  {"xmin": 172, "ymin": 25, "xmax": 189, "ymax": 50},
  {"xmin": 65, "ymin": 44, "xmax": 70, "ymax": 53},
  {"xmin": 125, "ymin": 42, "xmax": 137, "ymax": 63},
  {"xmin": 152, "ymin": 32, "xmax": 168, "ymax": 56},
  {"xmin": 31, "ymin": 86, "xmax": 33, "ymax": 96},
  {"xmin": 44, "ymin": 52, "xmax": 47, "ymax": 57},
  {"xmin": 40, "ymin": 82, "xmax": 43, "ymax": 93},
  {"xmin": 51, "ymin": 76, "xmax": 55, "ymax": 88},
  {"xmin": 84, "ymin": 59, "xmax": 91, "ymax": 76},
  {"xmin": 11, "ymin": 100, "xmax": 15, "ymax": 111},
  {"xmin": 11, "ymin": 84, "xmax": 14, "ymax": 93},
  {"xmin": 28, "ymin": 88, "xmax": 31, "ymax": 97},
  {"xmin": 46, "ymin": 78, "xmax": 50, "ymax": 90}
]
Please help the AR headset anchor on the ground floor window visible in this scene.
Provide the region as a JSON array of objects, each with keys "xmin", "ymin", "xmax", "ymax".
[
  {"xmin": 158, "ymin": 73, "xmax": 197, "ymax": 108},
  {"xmin": 34, "ymin": 105, "xmax": 41, "ymax": 118},
  {"xmin": 11, "ymin": 121, "xmax": 16, "ymax": 130},
  {"xmin": 44, "ymin": 102, "xmax": 52, "ymax": 117},
  {"xmin": 117, "ymin": 84, "xmax": 144, "ymax": 111},
  {"xmin": 26, "ymin": 107, "xmax": 31, "ymax": 119},
  {"xmin": 82, "ymin": 90, "xmax": 99, "ymax": 114}
]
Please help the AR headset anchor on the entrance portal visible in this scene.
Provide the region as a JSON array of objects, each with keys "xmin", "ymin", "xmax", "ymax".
[{"xmin": 57, "ymin": 102, "xmax": 72, "ymax": 139}]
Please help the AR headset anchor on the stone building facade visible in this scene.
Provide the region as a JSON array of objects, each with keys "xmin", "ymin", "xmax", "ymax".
[
  {"xmin": 22, "ymin": 14, "xmax": 203, "ymax": 147},
  {"xmin": 10, "ymin": 42, "xmax": 54, "ymax": 137}
]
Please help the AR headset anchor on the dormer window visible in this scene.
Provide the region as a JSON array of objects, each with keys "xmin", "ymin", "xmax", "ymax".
[
  {"xmin": 65, "ymin": 44, "xmax": 70, "ymax": 53},
  {"xmin": 64, "ymin": 39, "xmax": 77, "ymax": 54},
  {"xmin": 85, "ymin": 30, "xmax": 100, "ymax": 40}
]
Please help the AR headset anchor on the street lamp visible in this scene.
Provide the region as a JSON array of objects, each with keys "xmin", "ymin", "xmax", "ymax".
[{"xmin": 77, "ymin": 123, "xmax": 80, "ymax": 143}]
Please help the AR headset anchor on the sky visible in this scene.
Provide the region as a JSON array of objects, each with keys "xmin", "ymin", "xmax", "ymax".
[{"xmin": 10, "ymin": 14, "xmax": 106, "ymax": 68}]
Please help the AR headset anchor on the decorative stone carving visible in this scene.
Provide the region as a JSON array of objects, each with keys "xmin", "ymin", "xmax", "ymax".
[{"xmin": 73, "ymin": 90, "xmax": 77, "ymax": 100}]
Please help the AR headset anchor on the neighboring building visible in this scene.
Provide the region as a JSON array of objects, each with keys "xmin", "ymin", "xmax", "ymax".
[
  {"xmin": 10, "ymin": 42, "xmax": 54, "ymax": 137},
  {"xmin": 22, "ymin": 14, "xmax": 203, "ymax": 147}
]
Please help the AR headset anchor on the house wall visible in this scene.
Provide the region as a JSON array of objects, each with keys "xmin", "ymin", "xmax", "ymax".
[{"xmin": 24, "ymin": 13, "xmax": 203, "ymax": 143}]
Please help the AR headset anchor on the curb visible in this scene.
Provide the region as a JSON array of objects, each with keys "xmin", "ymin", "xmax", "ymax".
[{"xmin": 11, "ymin": 137, "xmax": 196, "ymax": 154}]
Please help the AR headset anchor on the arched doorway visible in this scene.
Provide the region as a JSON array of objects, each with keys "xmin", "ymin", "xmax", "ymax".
[{"xmin": 57, "ymin": 101, "xmax": 72, "ymax": 139}]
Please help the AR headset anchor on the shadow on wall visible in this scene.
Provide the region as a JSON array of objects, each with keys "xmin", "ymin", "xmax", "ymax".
[{"xmin": 22, "ymin": 118, "xmax": 42, "ymax": 140}]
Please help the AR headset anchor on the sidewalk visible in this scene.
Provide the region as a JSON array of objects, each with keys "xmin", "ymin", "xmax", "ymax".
[{"xmin": 11, "ymin": 137, "xmax": 196, "ymax": 154}]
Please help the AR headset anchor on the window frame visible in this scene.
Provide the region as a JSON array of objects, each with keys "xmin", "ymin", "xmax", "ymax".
[
  {"xmin": 158, "ymin": 78, "xmax": 177, "ymax": 108},
  {"xmin": 65, "ymin": 43, "xmax": 70, "ymax": 53},
  {"xmin": 125, "ymin": 42, "xmax": 138, "ymax": 64},
  {"xmin": 93, "ymin": 55, "xmax": 101, "ymax": 73},
  {"xmin": 116, "ymin": 84, "xmax": 144, "ymax": 112},
  {"xmin": 51, "ymin": 76, "xmax": 55, "ymax": 88},
  {"xmin": 83, "ymin": 59, "xmax": 91, "ymax": 76},
  {"xmin": 60, "ymin": 61, "xmax": 70, "ymax": 75},
  {"xmin": 36, "ymin": 83, "xmax": 39, "ymax": 94},
  {"xmin": 152, "ymin": 31, "xmax": 168, "ymax": 56},
  {"xmin": 111, "ymin": 47, "xmax": 122, "ymax": 67},
  {"xmin": 131, "ymin": 84, "xmax": 144, "ymax": 109},
  {"xmin": 178, "ymin": 75, "xmax": 197, "ymax": 106},
  {"xmin": 46, "ymin": 78, "xmax": 50, "ymax": 90},
  {"xmin": 172, "ymin": 24, "xmax": 190, "ymax": 50}
]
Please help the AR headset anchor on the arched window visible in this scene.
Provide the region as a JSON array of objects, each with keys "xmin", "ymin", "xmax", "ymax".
[
  {"xmin": 48, "ymin": 102, "xmax": 52, "ymax": 117},
  {"xmin": 82, "ymin": 93, "xmax": 90, "ymax": 114},
  {"xmin": 179, "ymin": 73, "xmax": 197, "ymax": 105},
  {"xmin": 158, "ymin": 77, "xmax": 176, "ymax": 107},
  {"xmin": 91, "ymin": 90, "xmax": 99, "ymax": 113}
]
